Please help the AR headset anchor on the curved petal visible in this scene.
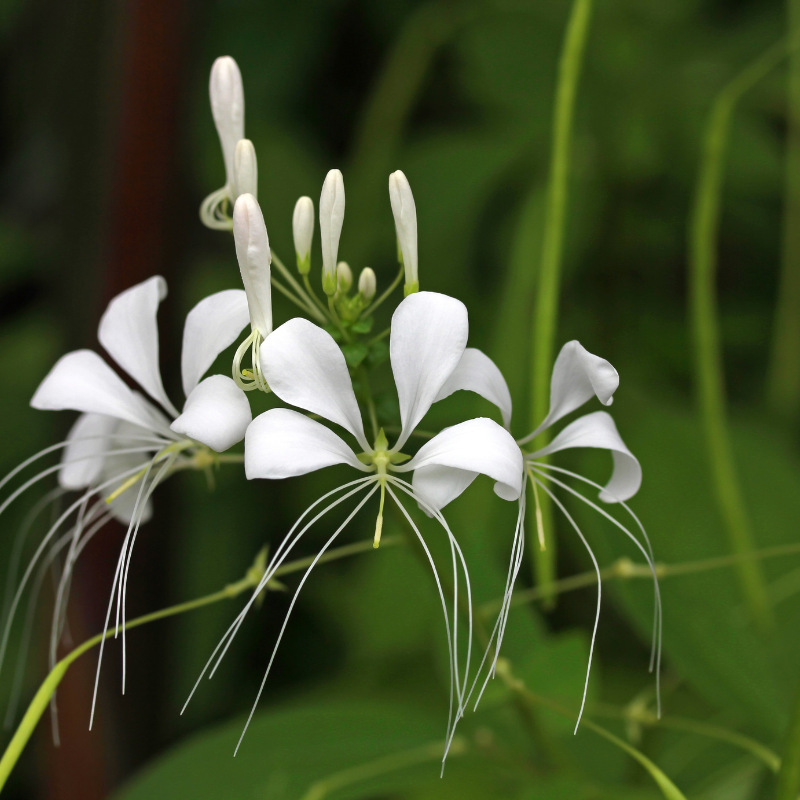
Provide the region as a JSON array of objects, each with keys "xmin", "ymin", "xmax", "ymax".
[
  {"xmin": 434, "ymin": 348, "xmax": 512, "ymax": 429},
  {"xmin": 245, "ymin": 408, "xmax": 368, "ymax": 479},
  {"xmin": 171, "ymin": 375, "xmax": 251, "ymax": 452},
  {"xmin": 209, "ymin": 56, "xmax": 244, "ymax": 189},
  {"xmin": 31, "ymin": 350, "xmax": 161, "ymax": 433},
  {"xmin": 97, "ymin": 276, "xmax": 179, "ymax": 418},
  {"xmin": 60, "ymin": 413, "xmax": 119, "ymax": 490},
  {"xmin": 390, "ymin": 292, "xmax": 468, "ymax": 449},
  {"xmin": 410, "ymin": 465, "xmax": 478, "ymax": 517},
  {"xmin": 529, "ymin": 411, "xmax": 641, "ymax": 502},
  {"xmin": 260, "ymin": 318, "xmax": 368, "ymax": 450},
  {"xmin": 181, "ymin": 289, "xmax": 249, "ymax": 397},
  {"xmin": 397, "ymin": 417, "xmax": 523, "ymax": 511},
  {"xmin": 522, "ymin": 341, "xmax": 618, "ymax": 443}
]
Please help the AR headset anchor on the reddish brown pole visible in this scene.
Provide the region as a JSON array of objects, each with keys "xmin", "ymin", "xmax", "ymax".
[{"xmin": 43, "ymin": 0, "xmax": 188, "ymax": 797}]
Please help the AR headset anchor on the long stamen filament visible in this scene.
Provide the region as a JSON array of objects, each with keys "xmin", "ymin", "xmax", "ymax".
[{"xmin": 374, "ymin": 481, "xmax": 386, "ymax": 549}]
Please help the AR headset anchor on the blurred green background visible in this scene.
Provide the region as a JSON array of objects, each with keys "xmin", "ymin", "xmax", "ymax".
[{"xmin": 1, "ymin": 0, "xmax": 799, "ymax": 797}]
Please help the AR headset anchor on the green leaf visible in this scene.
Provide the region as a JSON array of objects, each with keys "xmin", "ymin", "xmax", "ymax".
[
  {"xmin": 341, "ymin": 343, "xmax": 369, "ymax": 368},
  {"xmin": 350, "ymin": 316, "xmax": 374, "ymax": 334},
  {"xmin": 367, "ymin": 340, "xmax": 389, "ymax": 367},
  {"xmin": 114, "ymin": 702, "xmax": 445, "ymax": 800}
]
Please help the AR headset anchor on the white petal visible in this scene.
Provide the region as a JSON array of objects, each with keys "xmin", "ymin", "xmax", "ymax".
[
  {"xmin": 434, "ymin": 348, "xmax": 512, "ymax": 429},
  {"xmin": 233, "ymin": 194, "xmax": 272, "ymax": 337},
  {"xmin": 398, "ymin": 417, "xmax": 523, "ymax": 511},
  {"xmin": 209, "ymin": 56, "xmax": 245, "ymax": 189},
  {"xmin": 523, "ymin": 341, "xmax": 618, "ymax": 442},
  {"xmin": 530, "ymin": 411, "xmax": 641, "ymax": 502},
  {"xmin": 260, "ymin": 318, "xmax": 368, "ymax": 450},
  {"xmin": 245, "ymin": 408, "xmax": 367, "ymax": 479},
  {"xmin": 390, "ymin": 292, "xmax": 468, "ymax": 448},
  {"xmin": 233, "ymin": 138, "xmax": 258, "ymax": 200},
  {"xmin": 411, "ymin": 465, "xmax": 478, "ymax": 516},
  {"xmin": 97, "ymin": 276, "xmax": 179, "ymax": 418},
  {"xmin": 171, "ymin": 375, "xmax": 251, "ymax": 452},
  {"xmin": 181, "ymin": 289, "xmax": 249, "ymax": 397},
  {"xmin": 60, "ymin": 413, "xmax": 118, "ymax": 490},
  {"xmin": 31, "ymin": 350, "xmax": 160, "ymax": 433}
]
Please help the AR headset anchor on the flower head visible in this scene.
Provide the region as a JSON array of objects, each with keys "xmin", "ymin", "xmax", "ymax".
[{"xmin": 292, "ymin": 196, "xmax": 314, "ymax": 275}]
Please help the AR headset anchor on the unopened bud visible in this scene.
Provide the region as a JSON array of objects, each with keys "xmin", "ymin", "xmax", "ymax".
[
  {"xmin": 233, "ymin": 139, "xmax": 258, "ymax": 200},
  {"xmin": 292, "ymin": 196, "xmax": 314, "ymax": 275},
  {"xmin": 389, "ymin": 170, "xmax": 418, "ymax": 296},
  {"xmin": 336, "ymin": 261, "xmax": 352, "ymax": 293},
  {"xmin": 233, "ymin": 194, "xmax": 272, "ymax": 337},
  {"xmin": 358, "ymin": 267, "xmax": 376, "ymax": 300},
  {"xmin": 209, "ymin": 56, "xmax": 244, "ymax": 192},
  {"xmin": 320, "ymin": 169, "xmax": 345, "ymax": 296}
]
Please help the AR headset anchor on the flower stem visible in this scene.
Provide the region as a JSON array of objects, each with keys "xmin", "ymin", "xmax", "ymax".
[
  {"xmin": 768, "ymin": 0, "xmax": 800, "ymax": 422},
  {"xmin": 528, "ymin": 0, "xmax": 593, "ymax": 607},
  {"xmin": 0, "ymin": 535, "xmax": 402, "ymax": 793},
  {"xmin": 271, "ymin": 250, "xmax": 327, "ymax": 324},
  {"xmin": 688, "ymin": 35, "xmax": 800, "ymax": 632},
  {"xmin": 303, "ymin": 274, "xmax": 332, "ymax": 319}
]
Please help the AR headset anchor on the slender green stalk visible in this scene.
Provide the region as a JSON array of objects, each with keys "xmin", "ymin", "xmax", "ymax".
[
  {"xmin": 688, "ymin": 36, "xmax": 800, "ymax": 631},
  {"xmin": 480, "ymin": 540, "xmax": 800, "ymax": 616},
  {"xmin": 303, "ymin": 274, "xmax": 331, "ymax": 319},
  {"xmin": 590, "ymin": 703, "xmax": 780, "ymax": 773},
  {"xmin": 271, "ymin": 250, "xmax": 327, "ymax": 324},
  {"xmin": 768, "ymin": 0, "xmax": 800, "ymax": 421},
  {"xmin": 299, "ymin": 738, "xmax": 467, "ymax": 800},
  {"xmin": 529, "ymin": 0, "xmax": 593, "ymax": 605},
  {"xmin": 357, "ymin": 367, "xmax": 380, "ymax": 441},
  {"xmin": 0, "ymin": 536, "xmax": 402, "ymax": 794},
  {"xmin": 496, "ymin": 661, "xmax": 687, "ymax": 800},
  {"xmin": 776, "ymin": 674, "xmax": 800, "ymax": 799}
]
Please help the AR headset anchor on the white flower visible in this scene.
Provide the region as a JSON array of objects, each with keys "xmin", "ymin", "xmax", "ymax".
[
  {"xmin": 200, "ymin": 56, "xmax": 249, "ymax": 230},
  {"xmin": 187, "ymin": 291, "xmax": 523, "ymax": 759},
  {"xmin": 319, "ymin": 169, "xmax": 345, "ymax": 295},
  {"xmin": 10, "ymin": 276, "xmax": 253, "ymax": 720},
  {"xmin": 389, "ymin": 170, "xmax": 418, "ymax": 295},
  {"xmin": 426, "ymin": 340, "xmax": 660, "ymax": 728},
  {"xmin": 292, "ymin": 196, "xmax": 314, "ymax": 275},
  {"xmin": 231, "ymin": 193, "xmax": 273, "ymax": 392}
]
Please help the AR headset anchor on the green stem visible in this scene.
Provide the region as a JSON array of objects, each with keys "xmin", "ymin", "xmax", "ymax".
[
  {"xmin": 362, "ymin": 265, "xmax": 404, "ymax": 318},
  {"xmin": 480, "ymin": 540, "xmax": 800, "ymax": 616},
  {"xmin": 776, "ymin": 673, "xmax": 800, "ymax": 798},
  {"xmin": 0, "ymin": 535, "xmax": 402, "ymax": 794},
  {"xmin": 768, "ymin": 0, "xmax": 800, "ymax": 421},
  {"xmin": 365, "ymin": 327, "xmax": 390, "ymax": 347},
  {"xmin": 303, "ymin": 274, "xmax": 332, "ymax": 319},
  {"xmin": 271, "ymin": 250, "xmax": 327, "ymax": 324},
  {"xmin": 270, "ymin": 276, "xmax": 319, "ymax": 319},
  {"xmin": 327, "ymin": 297, "xmax": 351, "ymax": 343},
  {"xmin": 529, "ymin": 0, "xmax": 593, "ymax": 605},
  {"xmin": 357, "ymin": 367, "xmax": 380, "ymax": 441},
  {"xmin": 299, "ymin": 738, "xmax": 466, "ymax": 800},
  {"xmin": 688, "ymin": 35, "xmax": 800, "ymax": 631},
  {"xmin": 497, "ymin": 662, "xmax": 687, "ymax": 800},
  {"xmin": 590, "ymin": 703, "xmax": 780, "ymax": 773}
]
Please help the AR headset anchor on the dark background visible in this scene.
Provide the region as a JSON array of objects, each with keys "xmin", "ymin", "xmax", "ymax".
[{"xmin": 0, "ymin": 0, "xmax": 798, "ymax": 798}]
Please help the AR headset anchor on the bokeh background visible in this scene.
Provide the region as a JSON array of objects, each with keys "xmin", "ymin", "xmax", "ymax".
[{"xmin": 0, "ymin": 0, "xmax": 799, "ymax": 797}]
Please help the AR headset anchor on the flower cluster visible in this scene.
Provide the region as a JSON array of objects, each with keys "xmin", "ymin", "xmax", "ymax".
[{"xmin": 0, "ymin": 55, "xmax": 660, "ymax": 758}]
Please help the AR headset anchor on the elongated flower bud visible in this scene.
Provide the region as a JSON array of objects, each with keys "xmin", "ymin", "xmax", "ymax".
[
  {"xmin": 233, "ymin": 139, "xmax": 258, "ymax": 200},
  {"xmin": 233, "ymin": 194, "xmax": 272, "ymax": 337},
  {"xmin": 358, "ymin": 267, "xmax": 376, "ymax": 300},
  {"xmin": 389, "ymin": 170, "xmax": 418, "ymax": 295},
  {"xmin": 210, "ymin": 56, "xmax": 244, "ymax": 192},
  {"xmin": 337, "ymin": 261, "xmax": 352, "ymax": 293},
  {"xmin": 292, "ymin": 196, "xmax": 314, "ymax": 275},
  {"xmin": 319, "ymin": 169, "xmax": 345, "ymax": 296}
]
